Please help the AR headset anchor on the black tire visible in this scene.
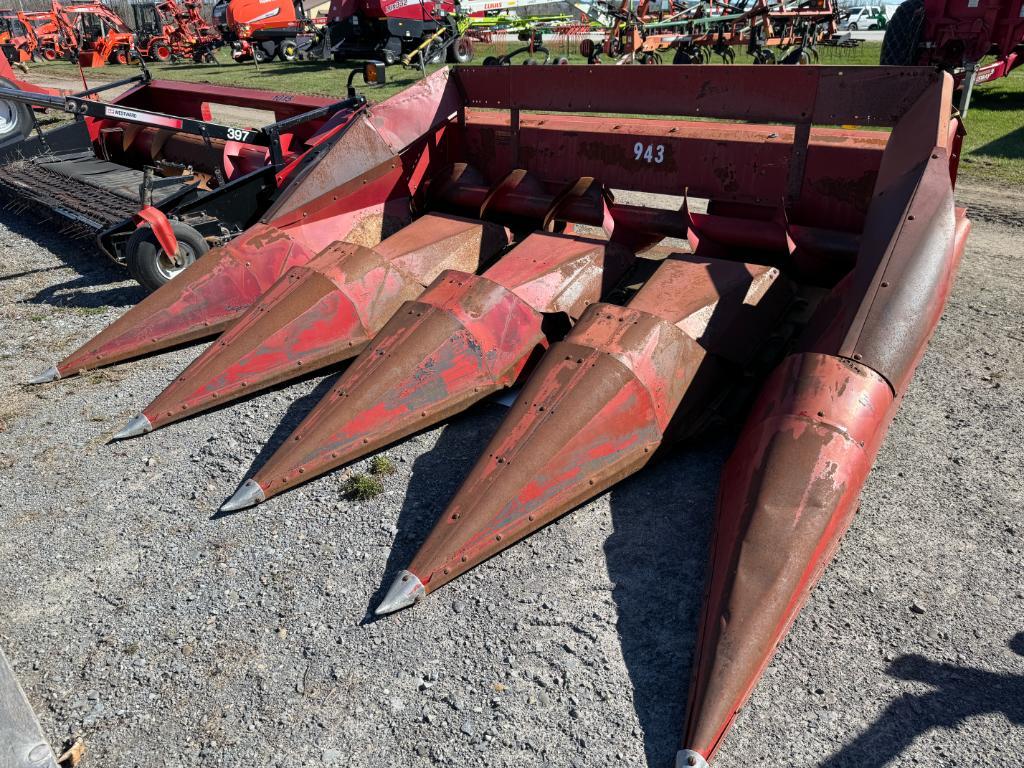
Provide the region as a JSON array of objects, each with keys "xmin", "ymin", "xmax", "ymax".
[
  {"xmin": 150, "ymin": 42, "xmax": 171, "ymax": 61},
  {"xmin": 278, "ymin": 38, "xmax": 298, "ymax": 61},
  {"xmin": 848, "ymin": 23, "xmax": 858, "ymax": 31},
  {"xmin": 0, "ymin": 77, "xmax": 32, "ymax": 145},
  {"xmin": 254, "ymin": 41, "xmax": 275, "ymax": 63},
  {"xmin": 880, "ymin": 0, "xmax": 925, "ymax": 65},
  {"xmin": 781, "ymin": 47, "xmax": 810, "ymax": 65},
  {"xmin": 482, "ymin": 55, "xmax": 499, "ymax": 66},
  {"xmin": 673, "ymin": 45, "xmax": 697, "ymax": 64},
  {"xmin": 447, "ymin": 36, "xmax": 472, "ymax": 64},
  {"xmin": 126, "ymin": 221, "xmax": 208, "ymax": 292}
]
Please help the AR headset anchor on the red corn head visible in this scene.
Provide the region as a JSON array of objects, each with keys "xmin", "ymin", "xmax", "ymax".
[
  {"xmin": 114, "ymin": 215, "xmax": 510, "ymax": 440},
  {"xmin": 222, "ymin": 233, "xmax": 633, "ymax": 512},
  {"xmin": 677, "ymin": 353, "xmax": 895, "ymax": 767},
  {"xmin": 29, "ymin": 224, "xmax": 317, "ymax": 384},
  {"xmin": 377, "ymin": 255, "xmax": 793, "ymax": 614}
]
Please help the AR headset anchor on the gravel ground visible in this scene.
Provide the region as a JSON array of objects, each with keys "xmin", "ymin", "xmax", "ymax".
[{"xmin": 0, "ymin": 180, "xmax": 1022, "ymax": 768}]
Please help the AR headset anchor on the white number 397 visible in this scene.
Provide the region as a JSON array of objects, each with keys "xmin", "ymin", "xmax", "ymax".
[
  {"xmin": 226, "ymin": 127, "xmax": 251, "ymax": 142},
  {"xmin": 634, "ymin": 142, "xmax": 665, "ymax": 164}
]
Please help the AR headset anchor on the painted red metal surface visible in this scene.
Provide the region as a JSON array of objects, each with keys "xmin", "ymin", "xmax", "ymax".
[
  {"xmin": 42, "ymin": 70, "xmax": 462, "ymax": 381},
  {"xmin": 395, "ymin": 255, "xmax": 790, "ymax": 600},
  {"xmin": 919, "ymin": 0, "xmax": 1024, "ymax": 75},
  {"xmin": 682, "ymin": 352, "xmax": 896, "ymax": 761},
  {"xmin": 677, "ymin": 74, "xmax": 969, "ymax": 766},
  {"xmin": 132, "ymin": 206, "xmax": 179, "ymax": 258},
  {"xmin": 21, "ymin": 64, "xmax": 973, "ymax": 765},
  {"xmin": 52, "ymin": 224, "xmax": 316, "ymax": 379},
  {"xmin": 134, "ymin": 215, "xmax": 510, "ymax": 433},
  {"xmin": 230, "ymin": 233, "xmax": 633, "ymax": 508}
]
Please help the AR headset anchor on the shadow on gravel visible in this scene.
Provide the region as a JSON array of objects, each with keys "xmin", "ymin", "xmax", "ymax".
[
  {"xmin": 605, "ymin": 437, "xmax": 730, "ymax": 767},
  {"xmin": 361, "ymin": 404, "xmax": 506, "ymax": 623},
  {"xmin": 0, "ymin": 210, "xmax": 138, "ymax": 305},
  {"xmin": 821, "ymin": 632, "xmax": 1024, "ymax": 768},
  {"xmin": 27, "ymin": 274, "xmax": 144, "ymax": 309}
]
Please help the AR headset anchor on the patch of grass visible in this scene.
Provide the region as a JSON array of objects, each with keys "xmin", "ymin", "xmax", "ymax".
[
  {"xmin": 75, "ymin": 306, "xmax": 107, "ymax": 315},
  {"xmin": 958, "ymin": 71, "xmax": 1024, "ymax": 187},
  {"xmin": 22, "ymin": 39, "xmax": 1020, "ymax": 184},
  {"xmin": 342, "ymin": 472, "xmax": 384, "ymax": 500},
  {"xmin": 368, "ymin": 455, "xmax": 397, "ymax": 476},
  {"xmin": 23, "ymin": 41, "xmax": 883, "ymax": 101}
]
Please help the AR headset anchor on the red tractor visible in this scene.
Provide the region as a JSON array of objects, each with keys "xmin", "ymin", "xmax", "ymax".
[
  {"xmin": 63, "ymin": 2, "xmax": 137, "ymax": 66},
  {"xmin": 0, "ymin": 10, "xmax": 38, "ymax": 63},
  {"xmin": 131, "ymin": 0, "xmax": 221, "ymax": 63},
  {"xmin": 21, "ymin": 3, "xmax": 82, "ymax": 62},
  {"xmin": 882, "ymin": 0, "xmax": 1024, "ymax": 110}
]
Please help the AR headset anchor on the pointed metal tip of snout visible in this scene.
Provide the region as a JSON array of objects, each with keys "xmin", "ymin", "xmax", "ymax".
[
  {"xmin": 375, "ymin": 570, "xmax": 425, "ymax": 616},
  {"xmin": 111, "ymin": 413, "xmax": 153, "ymax": 442},
  {"xmin": 675, "ymin": 749, "xmax": 709, "ymax": 768},
  {"xmin": 220, "ymin": 479, "xmax": 266, "ymax": 513},
  {"xmin": 28, "ymin": 365, "xmax": 60, "ymax": 385}
]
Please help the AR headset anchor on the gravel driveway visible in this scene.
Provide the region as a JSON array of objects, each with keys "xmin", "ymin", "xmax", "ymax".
[{"xmin": 0, "ymin": 180, "xmax": 1021, "ymax": 768}]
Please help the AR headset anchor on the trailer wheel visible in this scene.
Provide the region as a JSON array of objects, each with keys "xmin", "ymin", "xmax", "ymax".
[
  {"xmin": 151, "ymin": 44, "xmax": 171, "ymax": 62},
  {"xmin": 126, "ymin": 221, "xmax": 209, "ymax": 292},
  {"xmin": 0, "ymin": 77, "xmax": 32, "ymax": 145},
  {"xmin": 254, "ymin": 41, "xmax": 275, "ymax": 63},
  {"xmin": 447, "ymin": 37, "xmax": 472, "ymax": 64},
  {"xmin": 880, "ymin": 0, "xmax": 925, "ymax": 66},
  {"xmin": 278, "ymin": 39, "xmax": 298, "ymax": 61}
]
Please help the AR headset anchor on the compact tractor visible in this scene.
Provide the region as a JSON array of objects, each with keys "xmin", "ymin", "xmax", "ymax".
[
  {"xmin": 1, "ymin": 9, "xmax": 38, "ymax": 63},
  {"xmin": 19, "ymin": 4, "xmax": 81, "ymax": 62},
  {"xmin": 130, "ymin": 0, "xmax": 222, "ymax": 63},
  {"xmin": 61, "ymin": 2, "xmax": 137, "ymax": 66}
]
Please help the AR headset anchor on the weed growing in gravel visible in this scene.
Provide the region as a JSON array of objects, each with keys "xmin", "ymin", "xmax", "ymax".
[
  {"xmin": 368, "ymin": 455, "xmax": 397, "ymax": 476},
  {"xmin": 343, "ymin": 473, "xmax": 384, "ymax": 500}
]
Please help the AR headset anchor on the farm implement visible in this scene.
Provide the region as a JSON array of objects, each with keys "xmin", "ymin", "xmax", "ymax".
[
  {"xmin": 582, "ymin": 0, "xmax": 840, "ymax": 64},
  {"xmin": 17, "ymin": 4, "xmax": 81, "ymax": 63},
  {"xmin": 0, "ymin": 62, "xmax": 368, "ymax": 291},
  {"xmin": 130, "ymin": 0, "xmax": 222, "ymax": 64},
  {"xmin": 1, "ymin": 9, "xmax": 39, "ymax": 63},
  {"xmin": 60, "ymin": 2, "xmax": 137, "ymax": 66},
  {"xmin": 882, "ymin": 0, "xmax": 1024, "ymax": 112},
  {"xmin": 28, "ymin": 65, "xmax": 969, "ymax": 766}
]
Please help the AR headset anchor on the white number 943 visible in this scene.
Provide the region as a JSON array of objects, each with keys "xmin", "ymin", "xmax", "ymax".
[{"xmin": 634, "ymin": 142, "xmax": 665, "ymax": 164}]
